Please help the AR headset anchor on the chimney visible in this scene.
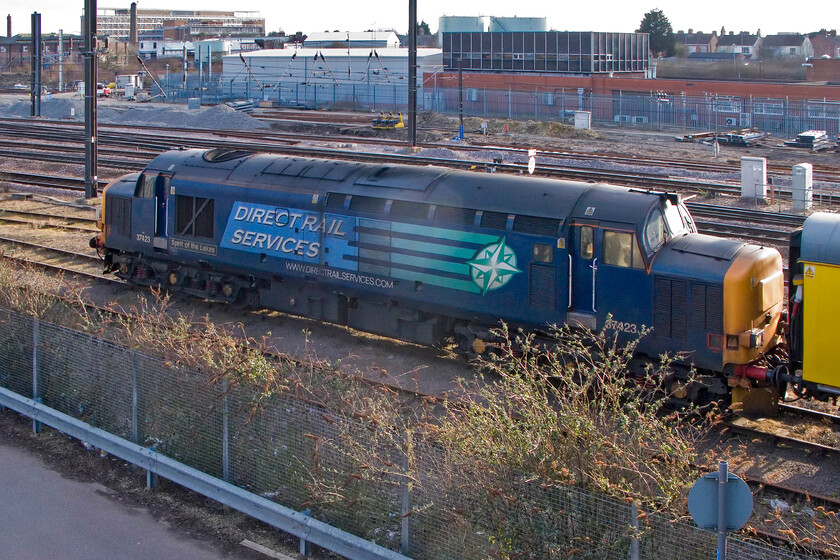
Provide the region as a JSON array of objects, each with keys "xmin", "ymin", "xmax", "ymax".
[
  {"xmin": 129, "ymin": 2, "xmax": 137, "ymax": 45},
  {"xmin": 7, "ymin": 14, "xmax": 11, "ymax": 37}
]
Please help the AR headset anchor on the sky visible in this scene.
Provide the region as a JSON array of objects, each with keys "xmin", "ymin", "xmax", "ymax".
[{"xmin": 4, "ymin": 0, "xmax": 834, "ymax": 37}]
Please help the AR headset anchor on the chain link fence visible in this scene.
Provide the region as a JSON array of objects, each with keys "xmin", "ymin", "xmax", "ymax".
[
  {"xmin": 0, "ymin": 308, "xmax": 822, "ymax": 559},
  {"xmin": 152, "ymin": 76, "xmax": 840, "ymax": 139}
]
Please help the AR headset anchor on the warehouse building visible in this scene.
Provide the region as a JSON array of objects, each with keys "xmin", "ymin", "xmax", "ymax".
[
  {"xmin": 95, "ymin": 7, "xmax": 264, "ymax": 40},
  {"xmin": 224, "ymin": 46, "xmax": 442, "ymax": 88},
  {"xmin": 442, "ymin": 31, "xmax": 650, "ymax": 75}
]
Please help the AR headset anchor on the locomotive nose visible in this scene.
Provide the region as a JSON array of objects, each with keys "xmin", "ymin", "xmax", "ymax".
[{"xmin": 723, "ymin": 244, "xmax": 784, "ymax": 363}]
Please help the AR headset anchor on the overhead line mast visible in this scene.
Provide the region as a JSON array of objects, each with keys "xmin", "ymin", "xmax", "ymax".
[
  {"xmin": 408, "ymin": 0, "xmax": 417, "ymax": 147},
  {"xmin": 83, "ymin": 0, "xmax": 98, "ymax": 199}
]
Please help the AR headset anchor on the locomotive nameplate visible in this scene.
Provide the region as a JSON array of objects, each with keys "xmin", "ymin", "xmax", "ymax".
[{"xmin": 170, "ymin": 238, "xmax": 218, "ymax": 256}]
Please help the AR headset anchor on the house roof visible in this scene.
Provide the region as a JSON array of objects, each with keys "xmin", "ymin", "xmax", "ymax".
[
  {"xmin": 808, "ymin": 33, "xmax": 840, "ymax": 57},
  {"xmin": 716, "ymin": 33, "xmax": 759, "ymax": 47},
  {"xmin": 762, "ymin": 34, "xmax": 806, "ymax": 47},
  {"xmin": 304, "ymin": 32, "xmax": 399, "ymax": 45},
  {"xmin": 674, "ymin": 32, "xmax": 715, "ymax": 45}
]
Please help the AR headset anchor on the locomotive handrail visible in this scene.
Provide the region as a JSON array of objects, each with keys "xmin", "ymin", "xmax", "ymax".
[
  {"xmin": 568, "ymin": 253, "xmax": 573, "ymax": 310},
  {"xmin": 591, "ymin": 258, "xmax": 598, "ymax": 312}
]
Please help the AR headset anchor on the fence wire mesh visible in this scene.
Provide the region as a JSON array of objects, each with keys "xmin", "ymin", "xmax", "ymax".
[
  {"xmin": 0, "ymin": 309, "xmax": 824, "ymax": 560},
  {"xmin": 151, "ymin": 77, "xmax": 840, "ymax": 139}
]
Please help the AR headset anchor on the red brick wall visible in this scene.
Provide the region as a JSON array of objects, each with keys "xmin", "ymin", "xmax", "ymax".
[
  {"xmin": 806, "ymin": 59, "xmax": 840, "ymax": 83},
  {"xmin": 424, "ymin": 72, "xmax": 840, "ymax": 101}
]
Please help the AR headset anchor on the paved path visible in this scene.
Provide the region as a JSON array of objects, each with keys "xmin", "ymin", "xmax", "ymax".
[{"xmin": 0, "ymin": 441, "xmax": 253, "ymax": 559}]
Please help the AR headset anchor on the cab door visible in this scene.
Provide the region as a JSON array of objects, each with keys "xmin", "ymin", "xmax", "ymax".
[
  {"xmin": 153, "ymin": 173, "xmax": 171, "ymax": 251},
  {"xmin": 568, "ymin": 224, "xmax": 600, "ymax": 329},
  {"xmin": 133, "ymin": 171, "xmax": 171, "ymax": 252}
]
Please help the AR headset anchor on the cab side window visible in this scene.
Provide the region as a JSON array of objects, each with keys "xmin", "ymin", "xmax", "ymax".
[
  {"xmin": 603, "ymin": 231, "xmax": 645, "ymax": 269},
  {"xmin": 135, "ymin": 173, "xmax": 156, "ymax": 198},
  {"xmin": 579, "ymin": 226, "xmax": 594, "ymax": 260},
  {"xmin": 533, "ymin": 243, "xmax": 553, "ymax": 263}
]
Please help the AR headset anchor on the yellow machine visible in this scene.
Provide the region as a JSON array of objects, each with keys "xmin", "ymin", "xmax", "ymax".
[
  {"xmin": 790, "ymin": 213, "xmax": 840, "ymax": 398},
  {"xmin": 371, "ymin": 112, "xmax": 405, "ymax": 130}
]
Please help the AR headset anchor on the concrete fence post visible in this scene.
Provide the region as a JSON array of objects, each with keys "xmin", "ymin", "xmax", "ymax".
[
  {"xmin": 132, "ymin": 351, "xmax": 139, "ymax": 444},
  {"xmin": 32, "ymin": 318, "xmax": 41, "ymax": 434},
  {"xmin": 222, "ymin": 378, "xmax": 230, "ymax": 483},
  {"xmin": 629, "ymin": 501, "xmax": 640, "ymax": 560}
]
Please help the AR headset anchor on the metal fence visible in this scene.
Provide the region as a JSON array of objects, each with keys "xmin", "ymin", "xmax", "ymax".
[
  {"xmin": 153, "ymin": 76, "xmax": 840, "ymax": 139},
  {"xmin": 0, "ymin": 308, "xmax": 821, "ymax": 559}
]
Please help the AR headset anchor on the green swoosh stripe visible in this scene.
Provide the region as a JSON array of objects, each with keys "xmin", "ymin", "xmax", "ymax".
[{"xmin": 391, "ymin": 268, "xmax": 481, "ymax": 293}]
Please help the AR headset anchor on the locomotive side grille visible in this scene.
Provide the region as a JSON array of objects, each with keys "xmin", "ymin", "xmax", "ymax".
[
  {"xmin": 654, "ymin": 277, "xmax": 687, "ymax": 341},
  {"xmin": 654, "ymin": 277, "xmax": 672, "ymax": 337},
  {"xmin": 349, "ymin": 195, "xmax": 387, "ymax": 214},
  {"xmin": 691, "ymin": 284, "xmax": 706, "ymax": 332},
  {"xmin": 690, "ymin": 283, "xmax": 723, "ymax": 334},
  {"xmin": 325, "ymin": 193, "xmax": 347, "ymax": 209},
  {"xmin": 480, "ymin": 211, "xmax": 508, "ymax": 230},
  {"xmin": 705, "ymin": 285, "xmax": 723, "ymax": 332},
  {"xmin": 107, "ymin": 196, "xmax": 131, "ymax": 237},
  {"xmin": 529, "ymin": 264, "xmax": 555, "ymax": 309},
  {"xmin": 671, "ymin": 280, "xmax": 687, "ymax": 341},
  {"xmin": 434, "ymin": 205, "xmax": 476, "ymax": 226},
  {"xmin": 513, "ymin": 215, "xmax": 561, "ymax": 236},
  {"xmin": 391, "ymin": 200, "xmax": 430, "ymax": 221}
]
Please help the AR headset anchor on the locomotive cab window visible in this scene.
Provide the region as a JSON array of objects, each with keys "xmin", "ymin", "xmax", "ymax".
[
  {"xmin": 579, "ymin": 226, "xmax": 594, "ymax": 260},
  {"xmin": 135, "ymin": 173, "xmax": 156, "ymax": 198},
  {"xmin": 533, "ymin": 243, "xmax": 553, "ymax": 263},
  {"xmin": 644, "ymin": 209, "xmax": 666, "ymax": 254},
  {"xmin": 176, "ymin": 195, "xmax": 215, "ymax": 239},
  {"xmin": 603, "ymin": 231, "xmax": 645, "ymax": 269}
]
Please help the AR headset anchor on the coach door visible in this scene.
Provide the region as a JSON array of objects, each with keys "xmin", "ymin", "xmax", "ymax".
[{"xmin": 568, "ymin": 224, "xmax": 599, "ymax": 329}]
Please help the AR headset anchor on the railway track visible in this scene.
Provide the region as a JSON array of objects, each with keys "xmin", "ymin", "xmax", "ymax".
[{"xmin": 2, "ymin": 118, "xmax": 839, "ymax": 206}]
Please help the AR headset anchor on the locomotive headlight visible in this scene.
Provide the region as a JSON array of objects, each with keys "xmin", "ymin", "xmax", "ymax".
[{"xmin": 734, "ymin": 328, "xmax": 765, "ymax": 349}]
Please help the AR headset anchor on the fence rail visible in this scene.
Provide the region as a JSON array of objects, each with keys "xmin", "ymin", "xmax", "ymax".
[{"xmin": 0, "ymin": 309, "xmax": 821, "ymax": 559}]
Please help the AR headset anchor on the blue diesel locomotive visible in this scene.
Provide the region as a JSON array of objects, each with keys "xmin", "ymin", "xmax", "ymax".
[{"xmin": 91, "ymin": 148, "xmax": 787, "ymax": 404}]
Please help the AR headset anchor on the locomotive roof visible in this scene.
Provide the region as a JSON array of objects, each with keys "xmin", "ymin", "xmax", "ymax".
[
  {"xmin": 800, "ymin": 212, "xmax": 840, "ymax": 266},
  {"xmin": 148, "ymin": 149, "xmax": 666, "ymax": 225}
]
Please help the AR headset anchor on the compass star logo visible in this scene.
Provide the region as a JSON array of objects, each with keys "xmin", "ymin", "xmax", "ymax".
[{"xmin": 467, "ymin": 237, "xmax": 521, "ymax": 295}]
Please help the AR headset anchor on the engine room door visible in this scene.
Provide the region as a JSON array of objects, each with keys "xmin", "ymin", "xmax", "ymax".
[
  {"xmin": 568, "ymin": 224, "xmax": 599, "ymax": 329},
  {"xmin": 153, "ymin": 174, "xmax": 170, "ymax": 251}
]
